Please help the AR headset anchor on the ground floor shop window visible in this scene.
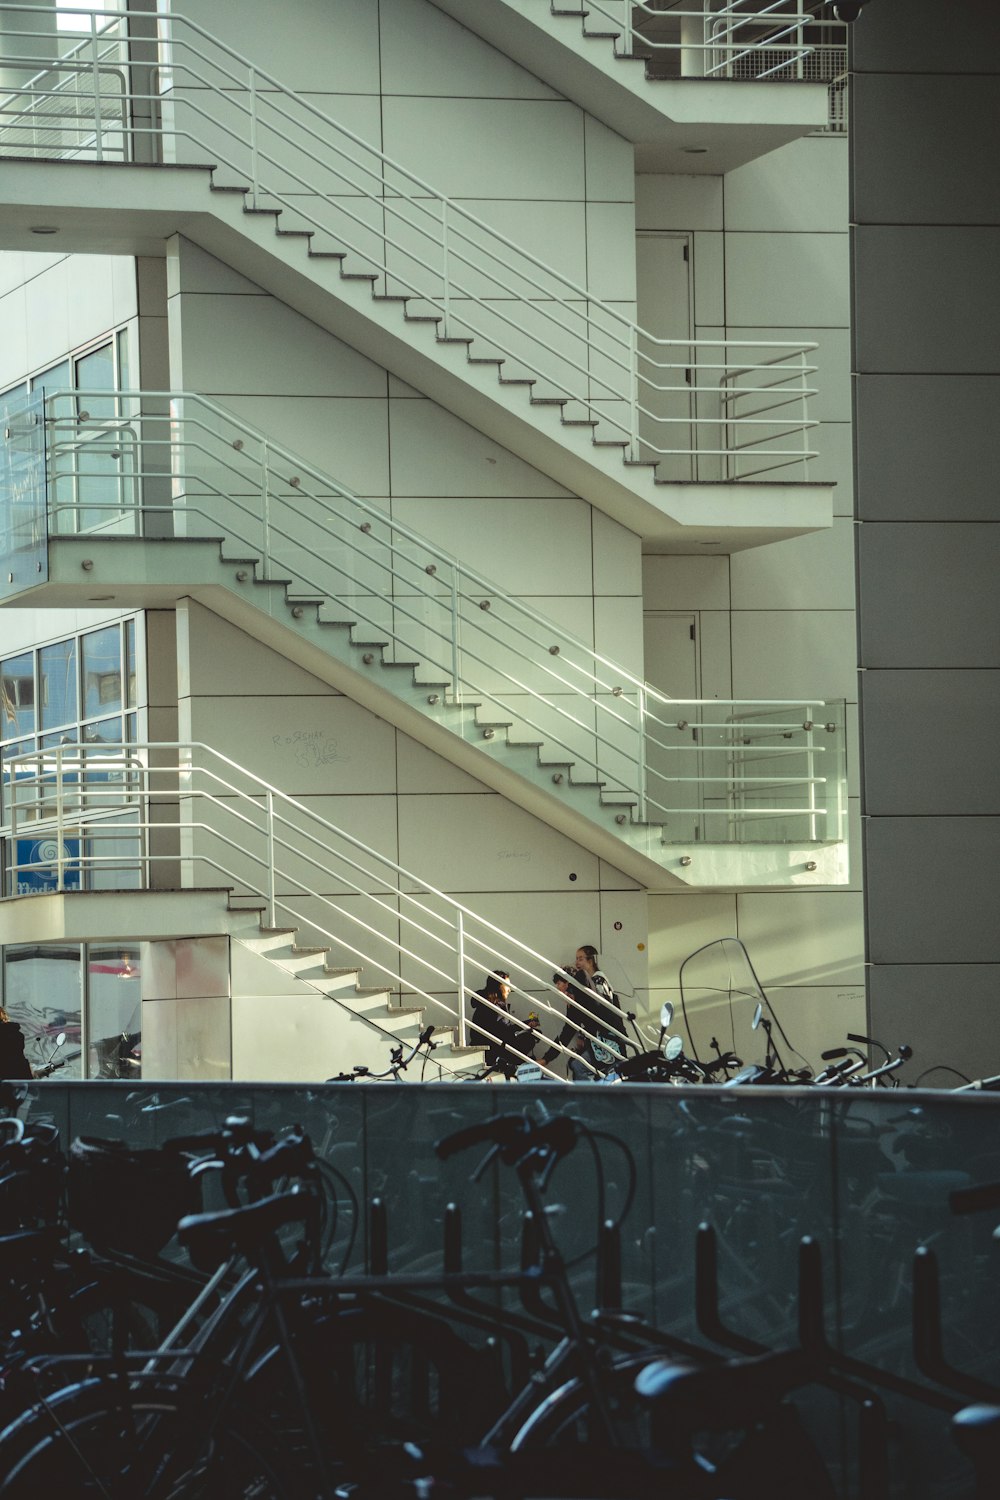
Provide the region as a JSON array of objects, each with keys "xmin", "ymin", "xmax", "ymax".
[{"xmin": 1, "ymin": 942, "xmax": 141, "ymax": 1079}]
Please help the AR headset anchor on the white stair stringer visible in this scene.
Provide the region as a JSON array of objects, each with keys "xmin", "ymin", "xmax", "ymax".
[
  {"xmin": 426, "ymin": 0, "xmax": 831, "ymax": 172},
  {"xmin": 0, "ymin": 157, "xmax": 833, "ymax": 552},
  {"xmin": 27, "ymin": 532, "xmax": 848, "ymax": 893}
]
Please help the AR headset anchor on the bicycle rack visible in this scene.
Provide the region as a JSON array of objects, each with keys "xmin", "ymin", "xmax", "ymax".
[{"xmin": 912, "ymin": 1246, "xmax": 1000, "ymax": 1404}]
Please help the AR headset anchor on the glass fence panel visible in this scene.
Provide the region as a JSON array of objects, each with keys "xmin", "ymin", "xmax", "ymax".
[
  {"xmin": 0, "ymin": 390, "xmax": 47, "ymax": 601},
  {"xmin": 2, "ymin": 1082, "xmax": 994, "ymax": 1497}
]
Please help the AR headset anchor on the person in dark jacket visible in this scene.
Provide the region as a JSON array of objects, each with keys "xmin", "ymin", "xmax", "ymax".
[
  {"xmin": 0, "ymin": 1008, "xmax": 33, "ymax": 1080},
  {"xmin": 470, "ymin": 968, "xmax": 537, "ymax": 1079}
]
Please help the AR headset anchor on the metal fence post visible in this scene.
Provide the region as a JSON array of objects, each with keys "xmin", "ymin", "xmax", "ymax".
[
  {"xmin": 627, "ymin": 325, "xmax": 640, "ymax": 461},
  {"xmin": 266, "ymin": 789, "xmax": 276, "ymax": 928},
  {"xmin": 456, "ymin": 911, "xmax": 467, "ymax": 1046},
  {"xmin": 248, "ymin": 65, "xmax": 259, "ymax": 208},
  {"xmin": 90, "ymin": 11, "xmax": 103, "ymax": 161},
  {"xmin": 441, "ymin": 199, "xmax": 450, "ymax": 337}
]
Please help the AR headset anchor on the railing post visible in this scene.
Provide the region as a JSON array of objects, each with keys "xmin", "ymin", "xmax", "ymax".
[
  {"xmin": 90, "ymin": 11, "xmax": 103, "ymax": 162},
  {"xmin": 800, "ymin": 348, "xmax": 809, "ymax": 477},
  {"xmin": 441, "ymin": 199, "xmax": 450, "ymax": 337},
  {"xmin": 450, "ymin": 571, "xmax": 462, "ymax": 706},
  {"xmin": 805, "ymin": 716, "xmax": 818, "ymax": 843},
  {"xmin": 265, "ymin": 788, "xmax": 276, "ymax": 927},
  {"xmin": 261, "ymin": 439, "xmax": 271, "ymax": 572},
  {"xmin": 455, "ymin": 911, "xmax": 467, "ymax": 1047},
  {"xmin": 637, "ymin": 686, "xmax": 648, "ymax": 823},
  {"xmin": 627, "ymin": 325, "xmax": 640, "ymax": 461},
  {"xmin": 56, "ymin": 748, "xmax": 66, "ymax": 891},
  {"xmin": 248, "ymin": 65, "xmax": 260, "ymax": 208}
]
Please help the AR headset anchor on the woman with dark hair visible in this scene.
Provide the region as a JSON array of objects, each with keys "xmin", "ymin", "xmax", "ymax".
[
  {"xmin": 470, "ymin": 968, "xmax": 537, "ymax": 1079},
  {"xmin": 0, "ymin": 1008, "xmax": 33, "ymax": 1080}
]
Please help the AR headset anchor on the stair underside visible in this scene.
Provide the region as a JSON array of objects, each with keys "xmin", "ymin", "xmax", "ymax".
[
  {"xmin": 0, "ymin": 158, "xmax": 832, "ymax": 553},
  {"xmin": 13, "ymin": 534, "xmax": 849, "ymax": 893},
  {"xmin": 426, "ymin": 0, "xmax": 831, "ymax": 172}
]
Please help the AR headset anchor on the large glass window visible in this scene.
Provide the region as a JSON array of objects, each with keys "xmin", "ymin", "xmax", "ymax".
[
  {"xmin": 88, "ymin": 944, "xmax": 141, "ymax": 1079},
  {"xmin": 39, "ymin": 638, "xmax": 78, "ymax": 731},
  {"xmin": 1, "ymin": 940, "xmax": 141, "ymax": 1080},
  {"xmin": 3, "ymin": 944, "xmax": 83, "ymax": 1079},
  {"xmin": 1, "ymin": 620, "xmax": 140, "ymax": 838}
]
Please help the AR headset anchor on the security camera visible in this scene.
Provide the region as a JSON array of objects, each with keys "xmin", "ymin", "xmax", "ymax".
[{"xmin": 833, "ymin": 0, "xmax": 872, "ymax": 19}]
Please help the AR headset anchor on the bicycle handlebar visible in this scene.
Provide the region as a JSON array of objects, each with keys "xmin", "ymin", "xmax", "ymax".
[{"xmin": 436, "ymin": 1114, "xmax": 577, "ymax": 1166}]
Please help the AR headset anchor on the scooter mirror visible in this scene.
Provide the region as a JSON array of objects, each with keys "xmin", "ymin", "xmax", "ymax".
[
  {"xmin": 751, "ymin": 1002, "xmax": 763, "ymax": 1031},
  {"xmin": 659, "ymin": 1001, "xmax": 674, "ymax": 1031},
  {"xmin": 54, "ymin": 1032, "xmax": 67, "ymax": 1049},
  {"xmin": 663, "ymin": 1035, "xmax": 684, "ymax": 1062}
]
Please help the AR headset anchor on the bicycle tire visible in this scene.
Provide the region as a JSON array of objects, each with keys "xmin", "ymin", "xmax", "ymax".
[
  {"xmin": 507, "ymin": 1350, "xmax": 837, "ymax": 1500},
  {"xmin": 0, "ymin": 1379, "xmax": 291, "ymax": 1499}
]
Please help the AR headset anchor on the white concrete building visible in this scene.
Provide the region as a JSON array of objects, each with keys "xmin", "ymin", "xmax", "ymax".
[{"xmin": 0, "ymin": 1, "xmax": 863, "ymax": 1083}]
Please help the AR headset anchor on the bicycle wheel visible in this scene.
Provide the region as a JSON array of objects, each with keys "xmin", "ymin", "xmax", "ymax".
[
  {"xmin": 0, "ymin": 1379, "xmax": 291, "ymax": 1499},
  {"xmin": 508, "ymin": 1351, "xmax": 837, "ymax": 1500}
]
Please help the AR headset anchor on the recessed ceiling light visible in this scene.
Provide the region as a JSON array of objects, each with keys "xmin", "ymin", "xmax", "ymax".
[
  {"xmin": 699, "ymin": 540, "xmax": 721, "ymax": 547},
  {"xmin": 30, "ymin": 225, "xmax": 59, "ymax": 235},
  {"xmin": 88, "ymin": 595, "xmax": 116, "ymax": 602},
  {"xmin": 681, "ymin": 147, "xmax": 709, "ymax": 155}
]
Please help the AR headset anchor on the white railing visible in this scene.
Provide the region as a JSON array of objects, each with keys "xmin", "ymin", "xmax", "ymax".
[
  {"xmin": 24, "ymin": 387, "xmax": 848, "ymax": 848},
  {"xmin": 6, "ymin": 739, "xmax": 636, "ymax": 1080},
  {"xmin": 0, "ymin": 4, "xmax": 819, "ymax": 478},
  {"xmin": 554, "ymin": 2, "xmax": 842, "ymax": 72}
]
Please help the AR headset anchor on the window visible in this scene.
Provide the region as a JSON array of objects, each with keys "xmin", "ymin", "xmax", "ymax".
[{"xmin": 1, "ymin": 620, "xmax": 141, "ymax": 833}]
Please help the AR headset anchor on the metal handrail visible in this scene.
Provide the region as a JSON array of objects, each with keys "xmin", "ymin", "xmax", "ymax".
[
  {"xmin": 0, "ymin": 3, "xmax": 819, "ymax": 477},
  {"xmin": 7, "ymin": 739, "xmax": 635, "ymax": 1079},
  {"xmin": 31, "ymin": 387, "xmax": 847, "ymax": 844}
]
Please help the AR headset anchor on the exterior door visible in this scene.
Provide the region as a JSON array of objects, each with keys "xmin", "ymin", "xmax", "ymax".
[
  {"xmin": 642, "ymin": 611, "xmax": 701, "ymax": 839},
  {"xmin": 635, "ymin": 232, "xmax": 694, "ymax": 479}
]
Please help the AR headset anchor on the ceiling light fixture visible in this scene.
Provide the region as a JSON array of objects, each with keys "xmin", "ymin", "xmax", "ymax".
[{"xmin": 30, "ymin": 226, "xmax": 59, "ymax": 235}]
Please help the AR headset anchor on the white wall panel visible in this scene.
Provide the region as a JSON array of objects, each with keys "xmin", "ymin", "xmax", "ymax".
[
  {"xmin": 642, "ymin": 555, "xmax": 730, "ymax": 611},
  {"xmin": 184, "ymin": 693, "xmax": 398, "ymax": 796},
  {"xmin": 169, "ymin": 287, "xmax": 387, "ymax": 398},
  {"xmin": 635, "ymin": 174, "xmax": 723, "ymax": 232},
  {"xmin": 379, "ymin": 0, "xmax": 558, "ymax": 100},
  {"xmin": 397, "ymin": 793, "xmax": 600, "ymax": 894},
  {"xmin": 221, "ymin": 394, "xmax": 390, "ymax": 496},
  {"xmin": 592, "ymin": 510, "xmax": 642, "ymax": 598},
  {"xmin": 391, "ymin": 496, "xmax": 592, "ymax": 591},
  {"xmin": 729, "ymin": 515, "xmax": 856, "ymax": 612},
  {"xmin": 178, "ymin": 0, "xmax": 381, "ymax": 95},
  {"xmin": 726, "ymin": 233, "xmax": 850, "ymax": 329},
  {"xmin": 730, "ymin": 610, "xmax": 858, "ymax": 701},
  {"xmin": 387, "ymin": 399, "xmax": 572, "ymax": 498},
  {"xmin": 735, "ymin": 891, "xmax": 865, "ymax": 988},
  {"xmin": 725, "ymin": 137, "xmax": 849, "ymax": 233},
  {"xmin": 584, "ymin": 115, "xmax": 635, "ymax": 203},
  {"xmin": 585, "ymin": 204, "xmax": 638, "ymax": 302},
  {"xmin": 382, "ymin": 98, "xmax": 585, "ymax": 201}
]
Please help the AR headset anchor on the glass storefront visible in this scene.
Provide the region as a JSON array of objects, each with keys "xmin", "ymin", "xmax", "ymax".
[{"xmin": 1, "ymin": 942, "xmax": 141, "ymax": 1080}]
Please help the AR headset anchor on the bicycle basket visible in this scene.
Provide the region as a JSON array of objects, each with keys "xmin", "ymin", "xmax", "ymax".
[{"xmin": 68, "ymin": 1136, "xmax": 199, "ymax": 1257}]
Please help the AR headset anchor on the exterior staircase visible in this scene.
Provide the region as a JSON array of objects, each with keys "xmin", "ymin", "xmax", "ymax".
[
  {"xmin": 1, "ymin": 388, "xmax": 849, "ymax": 893},
  {"xmin": 0, "ymin": 4, "xmax": 832, "ymax": 548}
]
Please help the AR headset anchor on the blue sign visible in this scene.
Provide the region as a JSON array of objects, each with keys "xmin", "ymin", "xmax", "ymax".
[{"xmin": 13, "ymin": 838, "xmax": 81, "ymax": 895}]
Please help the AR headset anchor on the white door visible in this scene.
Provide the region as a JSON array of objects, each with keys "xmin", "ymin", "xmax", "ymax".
[
  {"xmin": 635, "ymin": 232, "xmax": 694, "ymax": 479},
  {"xmin": 642, "ymin": 611, "xmax": 701, "ymax": 839}
]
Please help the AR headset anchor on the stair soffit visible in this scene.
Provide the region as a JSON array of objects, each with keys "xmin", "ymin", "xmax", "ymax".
[
  {"xmin": 0, "ymin": 160, "xmax": 833, "ymax": 551},
  {"xmin": 426, "ymin": 0, "xmax": 830, "ymax": 171}
]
